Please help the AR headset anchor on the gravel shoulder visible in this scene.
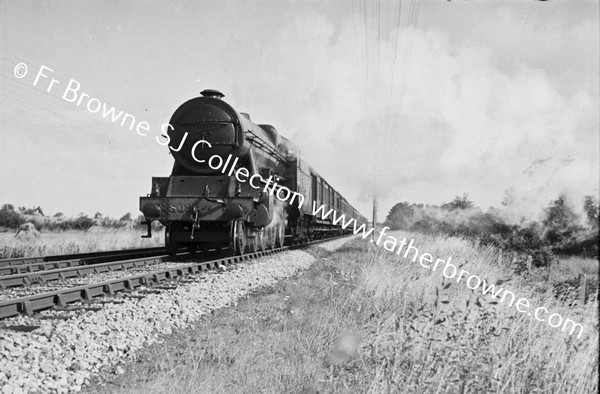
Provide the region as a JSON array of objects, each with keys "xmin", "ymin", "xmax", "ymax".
[
  {"xmin": 0, "ymin": 248, "xmax": 329, "ymax": 393},
  {"xmin": 86, "ymin": 237, "xmax": 359, "ymax": 394}
]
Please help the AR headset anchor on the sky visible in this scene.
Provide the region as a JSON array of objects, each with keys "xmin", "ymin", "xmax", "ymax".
[{"xmin": 0, "ymin": 0, "xmax": 598, "ymax": 222}]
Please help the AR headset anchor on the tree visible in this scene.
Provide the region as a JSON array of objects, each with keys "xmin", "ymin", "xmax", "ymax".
[
  {"xmin": 384, "ymin": 202, "xmax": 415, "ymax": 230},
  {"xmin": 16, "ymin": 206, "xmax": 44, "ymax": 215},
  {"xmin": 441, "ymin": 194, "xmax": 474, "ymax": 211},
  {"xmin": 71, "ymin": 215, "xmax": 95, "ymax": 230},
  {"xmin": 543, "ymin": 194, "xmax": 582, "ymax": 249},
  {"xmin": 583, "ymin": 195, "xmax": 599, "ymax": 229},
  {"xmin": 0, "ymin": 204, "xmax": 25, "ymax": 228},
  {"xmin": 119, "ymin": 213, "xmax": 132, "ymax": 222},
  {"xmin": 410, "ymin": 219, "xmax": 433, "ymax": 233}
]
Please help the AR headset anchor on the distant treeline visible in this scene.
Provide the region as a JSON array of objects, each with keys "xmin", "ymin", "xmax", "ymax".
[
  {"xmin": 0, "ymin": 204, "xmax": 161, "ymax": 231},
  {"xmin": 384, "ymin": 194, "xmax": 599, "ymax": 266}
]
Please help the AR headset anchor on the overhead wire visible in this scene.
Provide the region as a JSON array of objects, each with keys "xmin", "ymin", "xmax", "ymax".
[
  {"xmin": 351, "ymin": 0, "xmax": 423, "ymax": 189},
  {"xmin": 0, "ymin": 59, "xmax": 145, "ymax": 150},
  {"xmin": 0, "ymin": 49, "xmax": 159, "ymax": 150}
]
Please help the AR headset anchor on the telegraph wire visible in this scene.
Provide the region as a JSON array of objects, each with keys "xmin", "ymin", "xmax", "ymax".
[
  {"xmin": 351, "ymin": 0, "xmax": 423, "ymax": 190},
  {"xmin": 0, "ymin": 51, "xmax": 159, "ymax": 151}
]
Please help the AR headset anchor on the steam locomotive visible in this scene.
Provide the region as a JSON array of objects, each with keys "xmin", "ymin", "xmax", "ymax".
[{"xmin": 139, "ymin": 89, "xmax": 366, "ymax": 255}]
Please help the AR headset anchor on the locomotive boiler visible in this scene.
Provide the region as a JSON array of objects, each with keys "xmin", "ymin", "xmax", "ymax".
[{"xmin": 140, "ymin": 89, "xmax": 365, "ymax": 255}]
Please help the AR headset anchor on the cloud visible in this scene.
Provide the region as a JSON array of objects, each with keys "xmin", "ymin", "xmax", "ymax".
[{"xmin": 223, "ymin": 6, "xmax": 598, "ymax": 221}]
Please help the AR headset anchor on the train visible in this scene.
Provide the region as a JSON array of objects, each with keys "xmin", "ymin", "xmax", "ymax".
[{"xmin": 139, "ymin": 89, "xmax": 366, "ymax": 255}]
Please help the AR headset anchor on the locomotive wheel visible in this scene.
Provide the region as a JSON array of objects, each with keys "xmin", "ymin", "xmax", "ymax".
[
  {"xmin": 248, "ymin": 237, "xmax": 257, "ymax": 254},
  {"xmin": 229, "ymin": 221, "xmax": 247, "ymax": 256},
  {"xmin": 165, "ymin": 223, "xmax": 179, "ymax": 256}
]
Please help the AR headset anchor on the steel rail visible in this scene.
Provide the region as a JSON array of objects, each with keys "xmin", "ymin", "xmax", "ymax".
[
  {"xmin": 0, "ymin": 247, "xmax": 166, "ymax": 275},
  {"xmin": 0, "ymin": 235, "xmax": 351, "ymax": 319},
  {"xmin": 0, "ymin": 255, "xmax": 170, "ymax": 289},
  {"xmin": 0, "ymin": 247, "xmax": 165, "ymax": 267}
]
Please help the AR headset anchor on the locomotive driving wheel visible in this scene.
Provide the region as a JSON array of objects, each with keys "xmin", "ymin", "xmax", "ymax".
[
  {"xmin": 230, "ymin": 220, "xmax": 247, "ymax": 256},
  {"xmin": 165, "ymin": 223, "xmax": 179, "ymax": 256}
]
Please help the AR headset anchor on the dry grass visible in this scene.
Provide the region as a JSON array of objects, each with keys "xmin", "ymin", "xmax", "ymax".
[
  {"xmin": 91, "ymin": 231, "xmax": 598, "ymax": 393},
  {"xmin": 0, "ymin": 227, "xmax": 164, "ymax": 258},
  {"xmin": 555, "ymin": 255, "xmax": 600, "ymax": 279}
]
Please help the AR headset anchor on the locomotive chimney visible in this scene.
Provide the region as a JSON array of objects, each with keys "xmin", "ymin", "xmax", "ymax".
[{"xmin": 200, "ymin": 89, "xmax": 225, "ymax": 99}]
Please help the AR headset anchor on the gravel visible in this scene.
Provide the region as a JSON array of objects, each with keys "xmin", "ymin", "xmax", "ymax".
[{"xmin": 0, "ymin": 250, "xmax": 315, "ymax": 393}]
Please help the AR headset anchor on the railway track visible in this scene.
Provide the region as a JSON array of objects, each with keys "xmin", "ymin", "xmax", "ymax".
[
  {"xmin": 0, "ymin": 237, "xmax": 345, "ymax": 319},
  {"xmin": 0, "ymin": 255, "xmax": 170, "ymax": 289},
  {"xmin": 0, "ymin": 246, "xmax": 166, "ymax": 275}
]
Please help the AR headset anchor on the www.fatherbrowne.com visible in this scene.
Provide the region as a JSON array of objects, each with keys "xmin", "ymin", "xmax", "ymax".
[{"xmin": 309, "ymin": 203, "xmax": 586, "ymax": 339}]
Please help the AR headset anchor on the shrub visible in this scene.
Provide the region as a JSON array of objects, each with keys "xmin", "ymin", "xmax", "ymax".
[
  {"xmin": 383, "ymin": 193, "xmax": 599, "ymax": 265},
  {"xmin": 71, "ymin": 215, "xmax": 95, "ymax": 230},
  {"xmin": 384, "ymin": 202, "xmax": 414, "ymax": 230},
  {"xmin": 531, "ymin": 247, "xmax": 555, "ymax": 268},
  {"xmin": 0, "ymin": 204, "xmax": 25, "ymax": 228},
  {"xmin": 441, "ymin": 193, "xmax": 474, "ymax": 210},
  {"xmin": 584, "ymin": 195, "xmax": 599, "ymax": 229}
]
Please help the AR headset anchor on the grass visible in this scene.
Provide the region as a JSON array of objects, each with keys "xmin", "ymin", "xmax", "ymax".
[
  {"xmin": 91, "ymin": 231, "xmax": 598, "ymax": 394},
  {"xmin": 0, "ymin": 227, "xmax": 164, "ymax": 258},
  {"xmin": 555, "ymin": 255, "xmax": 600, "ymax": 278}
]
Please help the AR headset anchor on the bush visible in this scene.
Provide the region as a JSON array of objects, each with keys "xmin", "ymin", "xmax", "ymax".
[
  {"xmin": 542, "ymin": 195, "xmax": 583, "ymax": 248},
  {"xmin": 384, "ymin": 202, "xmax": 414, "ymax": 230},
  {"xmin": 71, "ymin": 215, "xmax": 95, "ymax": 230},
  {"xmin": 531, "ymin": 247, "xmax": 555, "ymax": 268},
  {"xmin": 441, "ymin": 193, "xmax": 474, "ymax": 210},
  {"xmin": 384, "ymin": 193, "xmax": 600, "ymax": 266},
  {"xmin": 584, "ymin": 196, "xmax": 599, "ymax": 229},
  {"xmin": 0, "ymin": 204, "xmax": 25, "ymax": 228}
]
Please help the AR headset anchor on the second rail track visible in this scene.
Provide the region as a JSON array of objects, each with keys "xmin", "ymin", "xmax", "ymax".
[{"xmin": 0, "ymin": 236, "xmax": 349, "ymax": 319}]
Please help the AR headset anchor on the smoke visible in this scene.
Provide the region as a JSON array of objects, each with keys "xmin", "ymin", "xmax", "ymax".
[
  {"xmin": 225, "ymin": 7, "xmax": 599, "ymax": 222},
  {"xmin": 499, "ymin": 157, "xmax": 597, "ymax": 223},
  {"xmin": 266, "ymin": 198, "xmax": 288, "ymax": 230}
]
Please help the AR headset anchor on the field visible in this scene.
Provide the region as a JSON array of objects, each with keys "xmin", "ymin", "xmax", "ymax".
[
  {"xmin": 92, "ymin": 231, "xmax": 598, "ymax": 393},
  {"xmin": 0, "ymin": 227, "xmax": 164, "ymax": 259},
  {"xmin": 554, "ymin": 255, "xmax": 600, "ymax": 278}
]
